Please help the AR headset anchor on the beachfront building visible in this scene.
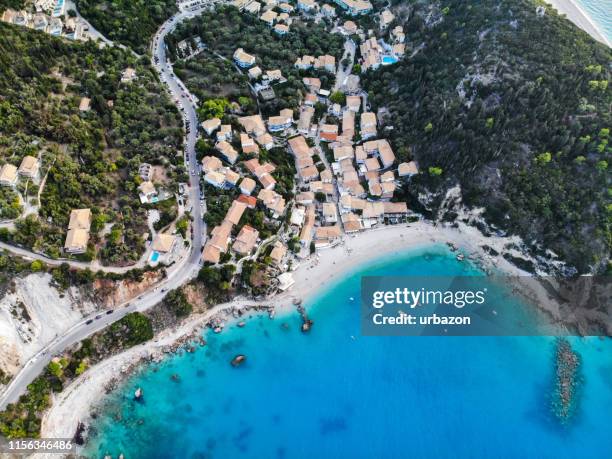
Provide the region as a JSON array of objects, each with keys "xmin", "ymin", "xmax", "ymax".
[
  {"xmin": 269, "ymin": 241, "xmax": 288, "ymax": 266},
  {"xmin": 314, "ymin": 224, "xmax": 342, "ymax": 247},
  {"xmin": 233, "ymin": 48, "xmax": 256, "ymax": 68},
  {"xmin": 64, "ymin": 208, "xmax": 91, "ymax": 254},
  {"xmin": 322, "ymin": 202, "xmax": 338, "ymax": 224}
]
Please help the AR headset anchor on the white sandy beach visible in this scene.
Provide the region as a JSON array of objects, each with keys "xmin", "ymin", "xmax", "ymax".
[
  {"xmin": 41, "ymin": 219, "xmax": 541, "ymax": 444},
  {"xmin": 544, "ymin": 0, "xmax": 611, "ymax": 47}
]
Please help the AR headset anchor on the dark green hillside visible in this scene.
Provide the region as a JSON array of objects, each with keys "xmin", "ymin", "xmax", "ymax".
[
  {"xmin": 75, "ymin": 0, "xmax": 177, "ymax": 54},
  {"xmin": 364, "ymin": 0, "xmax": 611, "ymax": 273}
]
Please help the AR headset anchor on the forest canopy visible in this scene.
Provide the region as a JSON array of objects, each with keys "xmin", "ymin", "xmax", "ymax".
[{"xmin": 363, "ymin": 0, "xmax": 611, "ymax": 273}]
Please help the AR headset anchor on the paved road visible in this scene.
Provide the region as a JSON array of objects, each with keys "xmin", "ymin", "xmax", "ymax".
[
  {"xmin": 0, "ymin": 9, "xmax": 207, "ymax": 410},
  {"xmin": 333, "ymin": 39, "xmax": 356, "ymax": 92}
]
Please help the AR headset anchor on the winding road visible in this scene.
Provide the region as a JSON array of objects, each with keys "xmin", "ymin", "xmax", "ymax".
[{"xmin": 0, "ymin": 8, "xmax": 209, "ymax": 410}]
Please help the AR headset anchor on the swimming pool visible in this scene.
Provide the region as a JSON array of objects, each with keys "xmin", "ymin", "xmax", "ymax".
[
  {"xmin": 150, "ymin": 251, "xmax": 160, "ymax": 263},
  {"xmin": 52, "ymin": 0, "xmax": 64, "ymax": 17},
  {"xmin": 382, "ymin": 55, "xmax": 399, "ymax": 65}
]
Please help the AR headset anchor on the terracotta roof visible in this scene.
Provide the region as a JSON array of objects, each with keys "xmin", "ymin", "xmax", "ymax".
[
  {"xmin": 68, "ymin": 208, "xmax": 91, "ymax": 230},
  {"xmin": 288, "ymin": 136, "xmax": 310, "ymax": 159},
  {"xmin": 239, "ymin": 177, "xmax": 257, "ymax": 194},
  {"xmin": 0, "ymin": 164, "xmax": 18, "ymax": 184},
  {"xmin": 233, "ymin": 225, "xmax": 259, "ymax": 255},
  {"xmin": 18, "ymin": 156, "xmax": 39, "ymax": 176},
  {"xmin": 225, "ymin": 200, "xmax": 247, "ymax": 225},
  {"xmin": 383, "ymin": 202, "xmax": 408, "ymax": 214},
  {"xmin": 64, "ymin": 229, "xmax": 89, "ymax": 251},
  {"xmin": 269, "ymin": 242, "xmax": 287, "ymax": 264},
  {"xmin": 152, "ymin": 233, "xmax": 176, "ymax": 253},
  {"xmin": 202, "ymin": 155, "xmax": 223, "ymax": 173},
  {"xmin": 398, "ymin": 161, "xmax": 418, "ymax": 176},
  {"xmin": 202, "ymin": 243, "xmax": 221, "ymax": 264},
  {"xmin": 237, "ymin": 194, "xmax": 257, "ymax": 208}
]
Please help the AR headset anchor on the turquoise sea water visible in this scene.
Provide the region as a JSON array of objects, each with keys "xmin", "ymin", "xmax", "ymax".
[
  {"xmin": 576, "ymin": 0, "xmax": 612, "ymax": 43},
  {"xmin": 84, "ymin": 245, "xmax": 612, "ymax": 458}
]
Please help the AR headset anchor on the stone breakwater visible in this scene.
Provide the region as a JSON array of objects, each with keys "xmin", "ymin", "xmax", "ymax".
[{"xmin": 551, "ymin": 338, "xmax": 582, "ymax": 424}]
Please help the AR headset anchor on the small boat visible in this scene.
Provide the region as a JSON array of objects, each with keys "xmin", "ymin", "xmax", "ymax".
[
  {"xmin": 349, "ymin": 297, "xmax": 354, "ymax": 301},
  {"xmin": 134, "ymin": 387, "xmax": 143, "ymax": 400},
  {"xmin": 456, "ymin": 253, "xmax": 465, "ymax": 261}
]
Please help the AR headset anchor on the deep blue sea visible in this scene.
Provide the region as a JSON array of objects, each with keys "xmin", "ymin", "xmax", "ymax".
[
  {"xmin": 576, "ymin": 0, "xmax": 612, "ymax": 43},
  {"xmin": 84, "ymin": 245, "xmax": 612, "ymax": 459}
]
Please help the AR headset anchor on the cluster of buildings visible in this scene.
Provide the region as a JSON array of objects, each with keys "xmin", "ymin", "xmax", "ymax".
[
  {"xmin": 0, "ymin": 156, "xmax": 40, "ymax": 187},
  {"xmin": 280, "ymin": 60, "xmax": 418, "ymax": 253},
  {"xmin": 202, "ymin": 200, "xmax": 256, "ymax": 263},
  {"xmin": 198, "ymin": 2, "xmax": 417, "ymax": 274},
  {"xmin": 294, "ymin": 54, "xmax": 336, "ymax": 73},
  {"xmin": 234, "ymin": 0, "xmax": 343, "ymax": 21},
  {"xmin": 200, "ymin": 112, "xmax": 297, "ymax": 264},
  {"xmin": 1, "ymin": 1, "xmax": 86, "ymax": 40}
]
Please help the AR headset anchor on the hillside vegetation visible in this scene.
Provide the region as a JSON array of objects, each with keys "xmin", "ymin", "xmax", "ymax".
[
  {"xmin": 0, "ymin": 23, "xmax": 183, "ymax": 265},
  {"xmin": 75, "ymin": 0, "xmax": 177, "ymax": 54},
  {"xmin": 363, "ymin": 0, "xmax": 611, "ymax": 273},
  {"xmin": 166, "ymin": 5, "xmax": 345, "ymax": 115}
]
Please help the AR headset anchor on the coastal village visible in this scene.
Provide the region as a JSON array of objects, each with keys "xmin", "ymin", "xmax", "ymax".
[
  {"xmin": 0, "ymin": 0, "xmax": 608, "ymax": 450},
  {"xmin": 196, "ymin": 0, "xmax": 418, "ymax": 293},
  {"xmin": 0, "ymin": 0, "xmax": 418, "ymax": 293}
]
